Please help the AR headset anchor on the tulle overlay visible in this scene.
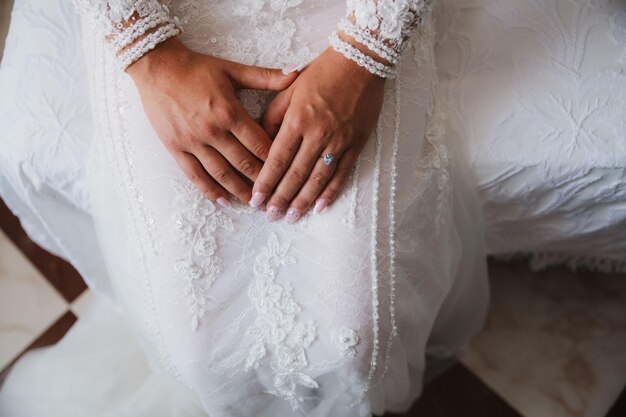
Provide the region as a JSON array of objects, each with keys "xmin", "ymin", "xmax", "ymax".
[{"xmin": 0, "ymin": 1, "xmax": 489, "ymax": 416}]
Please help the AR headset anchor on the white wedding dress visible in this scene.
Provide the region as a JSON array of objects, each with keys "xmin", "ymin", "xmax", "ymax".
[{"xmin": 0, "ymin": 1, "xmax": 489, "ymax": 416}]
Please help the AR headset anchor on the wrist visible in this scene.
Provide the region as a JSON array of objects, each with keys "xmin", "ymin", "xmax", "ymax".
[
  {"xmin": 126, "ymin": 36, "xmax": 190, "ymax": 83},
  {"xmin": 321, "ymin": 47, "xmax": 386, "ymax": 92}
]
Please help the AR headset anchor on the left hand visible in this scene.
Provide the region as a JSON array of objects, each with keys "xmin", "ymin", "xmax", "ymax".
[{"xmin": 250, "ymin": 45, "xmax": 386, "ymax": 223}]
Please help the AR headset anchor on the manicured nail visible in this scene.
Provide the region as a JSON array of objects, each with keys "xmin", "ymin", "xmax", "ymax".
[
  {"xmin": 285, "ymin": 207, "xmax": 302, "ymax": 224},
  {"xmin": 281, "ymin": 62, "xmax": 306, "ymax": 75},
  {"xmin": 281, "ymin": 65, "xmax": 297, "ymax": 75},
  {"xmin": 249, "ymin": 192, "xmax": 266, "ymax": 208},
  {"xmin": 267, "ymin": 206, "xmax": 283, "ymax": 221},
  {"xmin": 314, "ymin": 198, "xmax": 328, "ymax": 214},
  {"xmin": 216, "ymin": 197, "xmax": 231, "ymax": 209}
]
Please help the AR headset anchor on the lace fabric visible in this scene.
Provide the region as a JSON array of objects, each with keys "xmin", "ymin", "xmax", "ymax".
[
  {"xmin": 72, "ymin": 0, "xmax": 435, "ymax": 75},
  {"xmin": 1, "ymin": 0, "xmax": 490, "ymax": 416},
  {"xmin": 71, "ymin": 0, "xmax": 181, "ymax": 69}
]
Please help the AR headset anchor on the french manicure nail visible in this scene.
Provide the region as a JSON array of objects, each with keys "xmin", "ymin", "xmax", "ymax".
[
  {"xmin": 281, "ymin": 65, "xmax": 297, "ymax": 75},
  {"xmin": 267, "ymin": 206, "xmax": 283, "ymax": 221},
  {"xmin": 285, "ymin": 207, "xmax": 302, "ymax": 224},
  {"xmin": 314, "ymin": 198, "xmax": 328, "ymax": 214},
  {"xmin": 216, "ymin": 197, "xmax": 231, "ymax": 209},
  {"xmin": 281, "ymin": 62, "xmax": 307, "ymax": 75},
  {"xmin": 249, "ymin": 192, "xmax": 266, "ymax": 208}
]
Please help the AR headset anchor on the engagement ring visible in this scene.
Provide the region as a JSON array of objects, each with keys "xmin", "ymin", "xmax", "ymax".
[{"xmin": 322, "ymin": 153, "xmax": 334, "ymax": 166}]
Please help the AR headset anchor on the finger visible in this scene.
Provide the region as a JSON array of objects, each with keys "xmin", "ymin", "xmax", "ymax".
[
  {"xmin": 249, "ymin": 123, "xmax": 302, "ymax": 209},
  {"xmin": 226, "ymin": 62, "xmax": 300, "ymax": 91},
  {"xmin": 264, "ymin": 139, "xmax": 326, "ymax": 221},
  {"xmin": 229, "ymin": 100, "xmax": 274, "ymax": 162},
  {"xmin": 284, "ymin": 147, "xmax": 347, "ymax": 223},
  {"xmin": 210, "ymin": 131, "xmax": 263, "ymax": 182},
  {"xmin": 194, "ymin": 144, "xmax": 254, "ymax": 204},
  {"xmin": 173, "ymin": 151, "xmax": 232, "ymax": 209},
  {"xmin": 314, "ymin": 148, "xmax": 360, "ymax": 214},
  {"xmin": 261, "ymin": 89, "xmax": 292, "ymax": 139}
]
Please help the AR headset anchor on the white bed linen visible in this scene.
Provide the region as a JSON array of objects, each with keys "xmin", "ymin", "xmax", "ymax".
[{"xmin": 433, "ymin": 0, "xmax": 626, "ymax": 271}]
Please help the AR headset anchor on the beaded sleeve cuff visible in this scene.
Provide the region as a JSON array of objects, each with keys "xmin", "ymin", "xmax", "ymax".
[
  {"xmin": 329, "ymin": 0, "xmax": 434, "ymax": 79},
  {"xmin": 72, "ymin": 0, "xmax": 181, "ymax": 71}
]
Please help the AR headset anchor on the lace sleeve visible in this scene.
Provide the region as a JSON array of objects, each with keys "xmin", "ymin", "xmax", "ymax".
[
  {"xmin": 329, "ymin": 0, "xmax": 434, "ymax": 79},
  {"xmin": 72, "ymin": 0, "xmax": 181, "ymax": 71}
]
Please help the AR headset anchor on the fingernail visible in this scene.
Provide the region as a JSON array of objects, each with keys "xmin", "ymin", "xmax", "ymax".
[
  {"xmin": 216, "ymin": 197, "xmax": 231, "ymax": 209},
  {"xmin": 281, "ymin": 62, "xmax": 306, "ymax": 75},
  {"xmin": 285, "ymin": 207, "xmax": 302, "ymax": 224},
  {"xmin": 314, "ymin": 198, "xmax": 328, "ymax": 214},
  {"xmin": 249, "ymin": 192, "xmax": 266, "ymax": 208},
  {"xmin": 267, "ymin": 206, "xmax": 283, "ymax": 221}
]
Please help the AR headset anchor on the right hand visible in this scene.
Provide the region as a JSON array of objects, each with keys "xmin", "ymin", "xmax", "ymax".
[{"xmin": 126, "ymin": 37, "xmax": 300, "ymax": 208}]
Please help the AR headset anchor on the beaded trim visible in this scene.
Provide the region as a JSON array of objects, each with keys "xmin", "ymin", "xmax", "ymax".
[
  {"xmin": 349, "ymin": 117, "xmax": 384, "ymax": 408},
  {"xmin": 118, "ymin": 23, "xmax": 180, "ymax": 71},
  {"xmin": 114, "ymin": 9, "xmax": 171, "ymax": 53},
  {"xmin": 328, "ymin": 31, "xmax": 397, "ymax": 79},
  {"xmin": 376, "ymin": 68, "xmax": 402, "ymax": 386},
  {"xmin": 337, "ymin": 18, "xmax": 400, "ymax": 65}
]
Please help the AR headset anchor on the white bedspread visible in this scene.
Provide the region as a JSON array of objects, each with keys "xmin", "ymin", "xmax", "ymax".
[
  {"xmin": 434, "ymin": 0, "xmax": 626, "ymax": 270},
  {"xmin": 1, "ymin": 0, "xmax": 625, "ymax": 279}
]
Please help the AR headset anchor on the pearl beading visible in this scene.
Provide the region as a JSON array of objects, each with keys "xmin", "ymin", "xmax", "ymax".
[
  {"xmin": 328, "ymin": 31, "xmax": 397, "ymax": 79},
  {"xmin": 113, "ymin": 9, "xmax": 171, "ymax": 53},
  {"xmin": 377, "ymin": 69, "xmax": 401, "ymax": 386},
  {"xmin": 347, "ymin": 155, "xmax": 361, "ymax": 228},
  {"xmin": 91, "ymin": 39, "xmax": 180, "ymax": 380},
  {"xmin": 337, "ymin": 18, "xmax": 400, "ymax": 65},
  {"xmin": 349, "ymin": 117, "xmax": 384, "ymax": 408},
  {"xmin": 118, "ymin": 23, "xmax": 180, "ymax": 70}
]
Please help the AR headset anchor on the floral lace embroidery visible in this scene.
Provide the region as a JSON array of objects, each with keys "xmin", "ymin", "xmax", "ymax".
[
  {"xmin": 331, "ymin": 326, "xmax": 360, "ymax": 358},
  {"xmin": 344, "ymin": 0, "xmax": 434, "ymax": 54},
  {"xmin": 170, "ymin": 176, "xmax": 235, "ymax": 331},
  {"xmin": 245, "ymin": 232, "xmax": 319, "ymax": 411}
]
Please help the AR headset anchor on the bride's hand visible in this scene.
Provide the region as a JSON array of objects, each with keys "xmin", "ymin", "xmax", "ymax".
[
  {"xmin": 250, "ymin": 45, "xmax": 386, "ymax": 222},
  {"xmin": 126, "ymin": 37, "xmax": 299, "ymax": 208}
]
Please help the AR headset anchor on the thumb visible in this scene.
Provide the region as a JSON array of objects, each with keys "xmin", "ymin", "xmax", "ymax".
[
  {"xmin": 228, "ymin": 62, "xmax": 301, "ymax": 91},
  {"xmin": 262, "ymin": 89, "xmax": 293, "ymax": 139}
]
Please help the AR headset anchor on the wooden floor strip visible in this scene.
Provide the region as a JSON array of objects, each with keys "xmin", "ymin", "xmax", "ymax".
[
  {"xmin": 0, "ymin": 198, "xmax": 86, "ymax": 302},
  {"xmin": 0, "ymin": 311, "xmax": 77, "ymax": 388}
]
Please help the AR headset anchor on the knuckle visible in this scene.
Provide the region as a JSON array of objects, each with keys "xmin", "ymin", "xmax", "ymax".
[
  {"xmin": 286, "ymin": 168, "xmax": 306, "ymax": 184},
  {"xmin": 323, "ymin": 186, "xmax": 340, "ymax": 201},
  {"xmin": 211, "ymin": 168, "xmax": 230, "ymax": 183},
  {"xmin": 335, "ymin": 162, "xmax": 353, "ymax": 179},
  {"xmin": 252, "ymin": 143, "xmax": 270, "ymax": 160},
  {"xmin": 203, "ymin": 187, "xmax": 221, "ymax": 201},
  {"xmin": 200, "ymin": 123, "xmax": 220, "ymax": 139},
  {"xmin": 260, "ymin": 67, "xmax": 273, "ymax": 81},
  {"xmin": 286, "ymin": 113, "xmax": 306, "ymax": 131},
  {"xmin": 238, "ymin": 158, "xmax": 257, "ymax": 176},
  {"xmin": 214, "ymin": 104, "xmax": 238, "ymax": 125},
  {"xmin": 310, "ymin": 172, "xmax": 329, "ymax": 188},
  {"xmin": 161, "ymin": 135, "xmax": 178, "ymax": 150},
  {"xmin": 185, "ymin": 170, "xmax": 200, "ymax": 182},
  {"xmin": 268, "ymin": 158, "xmax": 289, "ymax": 174},
  {"xmin": 311, "ymin": 125, "xmax": 330, "ymax": 141}
]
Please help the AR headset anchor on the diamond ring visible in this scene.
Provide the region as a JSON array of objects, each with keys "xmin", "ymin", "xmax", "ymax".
[{"xmin": 322, "ymin": 153, "xmax": 334, "ymax": 166}]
